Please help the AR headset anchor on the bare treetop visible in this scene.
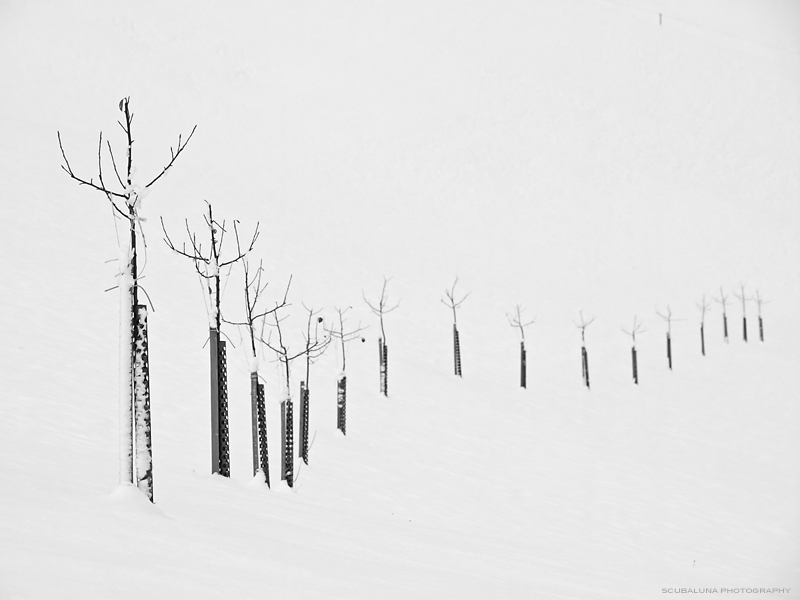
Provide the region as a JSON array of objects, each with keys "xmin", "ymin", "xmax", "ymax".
[
  {"xmin": 574, "ymin": 311, "xmax": 595, "ymax": 343},
  {"xmin": 622, "ymin": 315, "xmax": 646, "ymax": 346},
  {"xmin": 507, "ymin": 304, "xmax": 536, "ymax": 341},
  {"xmin": 696, "ymin": 295, "xmax": 711, "ymax": 323},
  {"xmin": 326, "ymin": 307, "xmax": 367, "ymax": 372},
  {"xmin": 441, "ymin": 277, "xmax": 470, "ymax": 326},
  {"xmin": 363, "ymin": 276, "xmax": 400, "ymax": 342},
  {"xmin": 58, "ymin": 97, "xmax": 196, "ymax": 221}
]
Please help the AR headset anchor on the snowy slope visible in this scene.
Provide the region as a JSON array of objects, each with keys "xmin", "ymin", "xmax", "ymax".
[{"xmin": 0, "ymin": 0, "xmax": 798, "ymax": 598}]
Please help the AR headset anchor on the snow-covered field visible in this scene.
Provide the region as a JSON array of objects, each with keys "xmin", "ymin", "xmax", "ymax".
[{"xmin": 1, "ymin": 0, "xmax": 798, "ymax": 597}]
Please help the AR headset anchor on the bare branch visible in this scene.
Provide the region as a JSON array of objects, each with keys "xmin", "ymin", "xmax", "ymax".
[{"xmin": 144, "ymin": 124, "xmax": 198, "ymax": 189}]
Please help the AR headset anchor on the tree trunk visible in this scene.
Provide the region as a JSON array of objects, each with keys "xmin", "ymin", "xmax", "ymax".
[
  {"xmin": 133, "ymin": 305, "xmax": 153, "ymax": 501},
  {"xmin": 337, "ymin": 375, "xmax": 347, "ymax": 435},
  {"xmin": 632, "ymin": 346, "xmax": 638, "ymax": 384},
  {"xmin": 667, "ymin": 333, "xmax": 672, "ymax": 370},
  {"xmin": 250, "ymin": 372, "xmax": 259, "ymax": 476},
  {"xmin": 520, "ymin": 341, "xmax": 526, "ymax": 389},
  {"xmin": 118, "ymin": 240, "xmax": 134, "ymax": 486},
  {"xmin": 701, "ymin": 323, "xmax": 705, "ymax": 356},
  {"xmin": 453, "ymin": 325, "xmax": 462, "ymax": 377},
  {"xmin": 256, "ymin": 382, "xmax": 269, "ymax": 486}
]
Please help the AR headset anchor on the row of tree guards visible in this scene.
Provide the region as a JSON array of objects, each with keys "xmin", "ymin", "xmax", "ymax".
[{"xmin": 59, "ymin": 99, "xmax": 772, "ymax": 501}]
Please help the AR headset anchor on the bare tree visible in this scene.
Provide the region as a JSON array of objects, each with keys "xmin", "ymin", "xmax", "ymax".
[
  {"xmin": 441, "ymin": 277, "xmax": 470, "ymax": 377},
  {"xmin": 262, "ymin": 307, "xmax": 329, "ymax": 487},
  {"xmin": 574, "ymin": 311, "xmax": 595, "ymax": 389},
  {"xmin": 222, "ymin": 238, "xmax": 289, "ymax": 485},
  {"xmin": 298, "ymin": 305, "xmax": 327, "ymax": 465},
  {"xmin": 326, "ymin": 307, "xmax": 366, "ymax": 435},
  {"xmin": 713, "ymin": 287, "xmax": 731, "ymax": 343},
  {"xmin": 696, "ymin": 295, "xmax": 711, "ymax": 356},
  {"xmin": 364, "ymin": 277, "xmax": 400, "ymax": 396},
  {"xmin": 656, "ymin": 306, "xmax": 682, "ymax": 370},
  {"xmin": 507, "ymin": 304, "xmax": 535, "ymax": 388},
  {"xmin": 754, "ymin": 290, "xmax": 769, "ymax": 342},
  {"xmin": 58, "ymin": 97, "xmax": 196, "ymax": 501},
  {"xmin": 622, "ymin": 316, "xmax": 646, "ymax": 384},
  {"xmin": 162, "ymin": 202, "xmax": 257, "ymax": 477},
  {"xmin": 732, "ymin": 283, "xmax": 753, "ymax": 343}
]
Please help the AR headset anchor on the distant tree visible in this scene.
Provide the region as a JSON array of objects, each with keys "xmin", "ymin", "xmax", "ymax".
[
  {"xmin": 656, "ymin": 306, "xmax": 682, "ymax": 370},
  {"xmin": 507, "ymin": 304, "xmax": 535, "ymax": 389},
  {"xmin": 574, "ymin": 311, "xmax": 595, "ymax": 389},
  {"xmin": 732, "ymin": 283, "xmax": 753, "ymax": 343},
  {"xmin": 58, "ymin": 97, "xmax": 196, "ymax": 501},
  {"xmin": 696, "ymin": 295, "xmax": 711, "ymax": 356},
  {"xmin": 622, "ymin": 316, "xmax": 645, "ymax": 384},
  {"xmin": 441, "ymin": 277, "xmax": 470, "ymax": 377},
  {"xmin": 364, "ymin": 277, "xmax": 399, "ymax": 396},
  {"xmin": 713, "ymin": 287, "xmax": 731, "ymax": 343},
  {"xmin": 754, "ymin": 290, "xmax": 768, "ymax": 342},
  {"xmin": 326, "ymin": 307, "xmax": 366, "ymax": 435}
]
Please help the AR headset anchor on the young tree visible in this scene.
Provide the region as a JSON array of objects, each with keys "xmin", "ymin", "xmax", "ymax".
[
  {"xmin": 441, "ymin": 277, "xmax": 470, "ymax": 377},
  {"xmin": 507, "ymin": 304, "xmax": 535, "ymax": 388},
  {"xmin": 754, "ymin": 290, "xmax": 768, "ymax": 342},
  {"xmin": 574, "ymin": 311, "xmax": 595, "ymax": 389},
  {"xmin": 622, "ymin": 316, "xmax": 645, "ymax": 384},
  {"xmin": 732, "ymin": 283, "xmax": 752, "ymax": 343},
  {"xmin": 222, "ymin": 236, "xmax": 289, "ymax": 485},
  {"xmin": 656, "ymin": 306, "xmax": 681, "ymax": 370},
  {"xmin": 58, "ymin": 97, "xmax": 196, "ymax": 501},
  {"xmin": 326, "ymin": 307, "xmax": 366, "ymax": 435},
  {"xmin": 263, "ymin": 307, "xmax": 329, "ymax": 487},
  {"xmin": 713, "ymin": 287, "xmax": 731, "ymax": 343},
  {"xmin": 299, "ymin": 305, "xmax": 327, "ymax": 465},
  {"xmin": 364, "ymin": 277, "xmax": 399, "ymax": 396},
  {"xmin": 162, "ymin": 202, "xmax": 257, "ymax": 477},
  {"xmin": 696, "ymin": 295, "xmax": 711, "ymax": 356}
]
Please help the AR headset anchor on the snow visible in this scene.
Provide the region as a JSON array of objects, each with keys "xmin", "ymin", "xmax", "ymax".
[{"xmin": 0, "ymin": 0, "xmax": 798, "ymax": 598}]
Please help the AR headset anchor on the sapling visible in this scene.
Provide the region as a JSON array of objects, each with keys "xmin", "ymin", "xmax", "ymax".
[
  {"xmin": 696, "ymin": 295, "xmax": 711, "ymax": 356},
  {"xmin": 222, "ymin": 232, "xmax": 289, "ymax": 484},
  {"xmin": 58, "ymin": 97, "xmax": 196, "ymax": 501},
  {"xmin": 656, "ymin": 306, "xmax": 682, "ymax": 370},
  {"xmin": 622, "ymin": 316, "xmax": 645, "ymax": 384},
  {"xmin": 441, "ymin": 277, "xmax": 470, "ymax": 377},
  {"xmin": 263, "ymin": 307, "xmax": 329, "ymax": 487},
  {"xmin": 299, "ymin": 305, "xmax": 327, "ymax": 465},
  {"xmin": 507, "ymin": 304, "xmax": 535, "ymax": 388},
  {"xmin": 162, "ymin": 202, "xmax": 257, "ymax": 477},
  {"xmin": 364, "ymin": 277, "xmax": 399, "ymax": 396},
  {"xmin": 326, "ymin": 307, "xmax": 366, "ymax": 435},
  {"xmin": 754, "ymin": 290, "xmax": 768, "ymax": 342},
  {"xmin": 732, "ymin": 283, "xmax": 752, "ymax": 343},
  {"xmin": 574, "ymin": 311, "xmax": 595, "ymax": 389},
  {"xmin": 713, "ymin": 287, "xmax": 731, "ymax": 344}
]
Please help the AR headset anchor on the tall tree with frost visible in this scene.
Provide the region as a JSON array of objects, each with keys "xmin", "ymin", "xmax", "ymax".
[{"xmin": 58, "ymin": 97, "xmax": 196, "ymax": 499}]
